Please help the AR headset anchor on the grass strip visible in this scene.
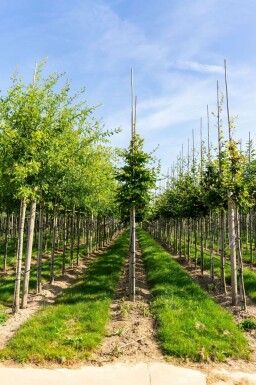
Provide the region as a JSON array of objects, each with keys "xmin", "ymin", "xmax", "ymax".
[
  {"xmin": 138, "ymin": 228, "xmax": 250, "ymax": 362},
  {"xmin": 0, "ymin": 231, "xmax": 129, "ymax": 364}
]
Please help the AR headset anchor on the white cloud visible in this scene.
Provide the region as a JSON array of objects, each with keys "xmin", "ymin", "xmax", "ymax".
[{"xmin": 172, "ymin": 61, "xmax": 223, "ymax": 74}]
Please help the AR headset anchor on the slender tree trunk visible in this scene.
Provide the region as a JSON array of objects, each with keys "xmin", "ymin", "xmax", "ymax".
[
  {"xmin": 36, "ymin": 201, "xmax": 44, "ymax": 294},
  {"xmin": 249, "ymin": 208, "xmax": 253, "ymax": 268},
  {"xmin": 70, "ymin": 205, "xmax": 75, "ymax": 267},
  {"xmin": 103, "ymin": 216, "xmax": 106, "ymax": 246},
  {"xmin": 62, "ymin": 210, "xmax": 67, "ymax": 275},
  {"xmin": 13, "ymin": 199, "xmax": 27, "ymax": 313},
  {"xmin": 96, "ymin": 215, "xmax": 100, "ymax": 251},
  {"xmin": 200, "ymin": 216, "xmax": 204, "ymax": 275},
  {"xmin": 187, "ymin": 218, "xmax": 191, "ymax": 262},
  {"xmin": 246, "ymin": 213, "xmax": 249, "ymax": 252},
  {"xmin": 204, "ymin": 216, "xmax": 208, "ymax": 250},
  {"xmin": 44, "ymin": 210, "xmax": 49, "ymax": 254},
  {"xmin": 228, "ymin": 198, "xmax": 237, "ymax": 306},
  {"xmin": 194, "ymin": 219, "xmax": 198, "ymax": 268},
  {"xmin": 76, "ymin": 209, "xmax": 81, "ymax": 265},
  {"xmin": 219, "ymin": 209, "xmax": 227, "ymax": 294},
  {"xmin": 129, "ymin": 206, "xmax": 136, "ymax": 302},
  {"xmin": 50, "ymin": 206, "xmax": 58, "ymax": 284},
  {"xmin": 174, "ymin": 219, "xmax": 178, "ymax": 254},
  {"xmin": 235, "ymin": 209, "xmax": 247, "ymax": 310},
  {"xmin": 90, "ymin": 213, "xmax": 94, "ymax": 254},
  {"xmin": 183, "ymin": 219, "xmax": 186, "ymax": 259},
  {"xmin": 179, "ymin": 218, "xmax": 182, "ymax": 257},
  {"xmin": 209, "ymin": 210, "xmax": 214, "ymax": 281},
  {"xmin": 86, "ymin": 215, "xmax": 90, "ymax": 257},
  {"xmin": 3, "ymin": 212, "xmax": 10, "ymax": 273},
  {"xmin": 22, "ymin": 200, "xmax": 37, "ymax": 309}
]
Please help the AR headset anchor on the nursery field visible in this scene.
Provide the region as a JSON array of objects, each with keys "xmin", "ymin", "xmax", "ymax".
[{"xmin": 0, "ymin": 229, "xmax": 253, "ymax": 367}]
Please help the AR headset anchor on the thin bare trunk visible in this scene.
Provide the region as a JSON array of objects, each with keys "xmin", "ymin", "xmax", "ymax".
[
  {"xmin": 36, "ymin": 201, "xmax": 44, "ymax": 294},
  {"xmin": 187, "ymin": 218, "xmax": 191, "ymax": 262},
  {"xmin": 13, "ymin": 199, "xmax": 27, "ymax": 313},
  {"xmin": 228, "ymin": 198, "xmax": 237, "ymax": 306},
  {"xmin": 129, "ymin": 206, "xmax": 136, "ymax": 302},
  {"xmin": 22, "ymin": 200, "xmax": 37, "ymax": 309},
  {"xmin": 219, "ymin": 209, "xmax": 227, "ymax": 294},
  {"xmin": 76, "ymin": 209, "xmax": 81, "ymax": 266},
  {"xmin": 249, "ymin": 209, "xmax": 253, "ymax": 268},
  {"xmin": 200, "ymin": 216, "xmax": 204, "ymax": 274},
  {"xmin": 235, "ymin": 209, "xmax": 247, "ymax": 310},
  {"xmin": 209, "ymin": 210, "xmax": 214, "ymax": 281},
  {"xmin": 62, "ymin": 210, "xmax": 67, "ymax": 275},
  {"xmin": 70, "ymin": 205, "xmax": 75, "ymax": 267},
  {"xmin": 50, "ymin": 206, "xmax": 58, "ymax": 284},
  {"xmin": 194, "ymin": 220, "xmax": 198, "ymax": 269},
  {"xmin": 3, "ymin": 212, "xmax": 10, "ymax": 273}
]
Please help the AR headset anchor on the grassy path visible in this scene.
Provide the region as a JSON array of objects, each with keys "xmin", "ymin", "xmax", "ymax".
[
  {"xmin": 137, "ymin": 228, "xmax": 249, "ymax": 362},
  {"xmin": 0, "ymin": 231, "xmax": 129, "ymax": 364}
]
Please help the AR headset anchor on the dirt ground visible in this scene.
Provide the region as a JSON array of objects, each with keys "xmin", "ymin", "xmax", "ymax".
[
  {"xmin": 89, "ymin": 246, "xmax": 164, "ymax": 366},
  {"xmin": 1, "ymin": 237, "xmax": 256, "ymax": 384}
]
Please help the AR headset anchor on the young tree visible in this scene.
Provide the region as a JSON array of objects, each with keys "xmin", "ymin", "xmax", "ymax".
[{"xmin": 115, "ymin": 134, "xmax": 158, "ymax": 300}]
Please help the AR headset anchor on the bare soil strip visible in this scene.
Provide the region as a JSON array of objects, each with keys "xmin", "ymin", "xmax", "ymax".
[{"xmin": 89, "ymin": 245, "xmax": 164, "ymax": 365}]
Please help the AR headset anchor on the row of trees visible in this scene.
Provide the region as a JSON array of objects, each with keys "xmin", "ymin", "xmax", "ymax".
[
  {"xmin": 149, "ymin": 74, "xmax": 256, "ymax": 309},
  {"xmin": 0, "ymin": 62, "xmax": 159, "ymax": 312},
  {"xmin": 0, "ymin": 61, "xmax": 121, "ymax": 312}
]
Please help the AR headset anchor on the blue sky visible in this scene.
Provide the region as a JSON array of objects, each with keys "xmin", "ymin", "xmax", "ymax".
[{"xmin": 1, "ymin": 0, "xmax": 256, "ymax": 174}]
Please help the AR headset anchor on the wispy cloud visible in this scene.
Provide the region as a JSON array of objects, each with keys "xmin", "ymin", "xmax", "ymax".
[
  {"xmin": 172, "ymin": 61, "xmax": 223, "ymax": 74},
  {"xmin": 1, "ymin": 0, "xmax": 256, "ymax": 174}
]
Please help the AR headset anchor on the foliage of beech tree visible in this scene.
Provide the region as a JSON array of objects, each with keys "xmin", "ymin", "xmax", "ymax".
[{"xmin": 115, "ymin": 134, "xmax": 158, "ymax": 223}]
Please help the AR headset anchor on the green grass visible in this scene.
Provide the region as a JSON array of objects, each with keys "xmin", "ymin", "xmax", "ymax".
[
  {"xmin": 0, "ymin": 304, "xmax": 9, "ymax": 324},
  {"xmin": 0, "ymin": 231, "xmax": 129, "ymax": 364},
  {"xmin": 239, "ymin": 318, "xmax": 256, "ymax": 331},
  {"xmin": 0, "ymin": 238, "xmax": 18, "ymax": 272},
  {"xmin": 138, "ymin": 228, "xmax": 250, "ymax": 362}
]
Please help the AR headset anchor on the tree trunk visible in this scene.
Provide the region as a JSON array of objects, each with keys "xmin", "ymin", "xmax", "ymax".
[
  {"xmin": 3, "ymin": 212, "xmax": 10, "ymax": 273},
  {"xmin": 200, "ymin": 216, "xmax": 204, "ymax": 275},
  {"xmin": 36, "ymin": 201, "xmax": 44, "ymax": 294},
  {"xmin": 228, "ymin": 198, "xmax": 237, "ymax": 306},
  {"xmin": 90, "ymin": 214, "xmax": 94, "ymax": 254},
  {"xmin": 50, "ymin": 205, "xmax": 58, "ymax": 284},
  {"xmin": 249, "ymin": 208, "xmax": 253, "ymax": 268},
  {"xmin": 13, "ymin": 199, "xmax": 27, "ymax": 313},
  {"xmin": 219, "ymin": 209, "xmax": 227, "ymax": 294},
  {"xmin": 86, "ymin": 215, "xmax": 90, "ymax": 257},
  {"xmin": 179, "ymin": 218, "xmax": 182, "ymax": 257},
  {"xmin": 129, "ymin": 206, "xmax": 136, "ymax": 301},
  {"xmin": 76, "ymin": 209, "xmax": 81, "ymax": 265},
  {"xmin": 62, "ymin": 210, "xmax": 67, "ymax": 275},
  {"xmin": 70, "ymin": 206, "xmax": 75, "ymax": 267},
  {"xmin": 22, "ymin": 200, "xmax": 37, "ymax": 309},
  {"xmin": 209, "ymin": 210, "xmax": 214, "ymax": 281},
  {"xmin": 187, "ymin": 218, "xmax": 191, "ymax": 262},
  {"xmin": 235, "ymin": 209, "xmax": 247, "ymax": 310},
  {"xmin": 194, "ymin": 219, "xmax": 198, "ymax": 269}
]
